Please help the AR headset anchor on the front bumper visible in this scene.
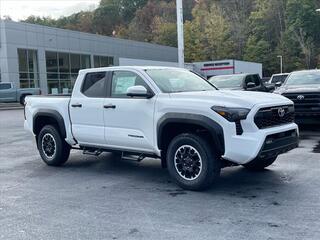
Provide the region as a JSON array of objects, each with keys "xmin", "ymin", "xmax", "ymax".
[
  {"xmin": 223, "ymin": 123, "xmax": 299, "ymax": 164},
  {"xmin": 295, "ymin": 113, "xmax": 320, "ymax": 125},
  {"xmin": 257, "ymin": 129, "xmax": 298, "ymax": 159}
]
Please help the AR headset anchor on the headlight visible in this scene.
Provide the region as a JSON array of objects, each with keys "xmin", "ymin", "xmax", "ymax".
[{"xmin": 211, "ymin": 106, "xmax": 250, "ymax": 122}]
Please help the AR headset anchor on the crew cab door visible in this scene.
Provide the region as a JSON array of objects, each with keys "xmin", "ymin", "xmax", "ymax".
[
  {"xmin": 0, "ymin": 83, "xmax": 17, "ymax": 102},
  {"xmin": 70, "ymin": 71, "xmax": 108, "ymax": 145},
  {"xmin": 103, "ymin": 70, "xmax": 156, "ymax": 152}
]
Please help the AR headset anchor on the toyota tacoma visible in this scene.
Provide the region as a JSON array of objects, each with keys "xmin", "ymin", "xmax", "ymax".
[
  {"xmin": 274, "ymin": 70, "xmax": 320, "ymax": 124},
  {"xmin": 24, "ymin": 67, "xmax": 299, "ymax": 190}
]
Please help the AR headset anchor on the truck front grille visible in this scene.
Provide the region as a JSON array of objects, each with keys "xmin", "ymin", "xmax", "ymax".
[
  {"xmin": 254, "ymin": 105, "xmax": 295, "ymax": 129},
  {"xmin": 282, "ymin": 92, "xmax": 320, "ymax": 116}
]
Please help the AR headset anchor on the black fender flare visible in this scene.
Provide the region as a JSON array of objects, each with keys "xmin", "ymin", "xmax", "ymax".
[
  {"xmin": 33, "ymin": 109, "xmax": 66, "ymax": 138},
  {"xmin": 157, "ymin": 113, "xmax": 225, "ymax": 155}
]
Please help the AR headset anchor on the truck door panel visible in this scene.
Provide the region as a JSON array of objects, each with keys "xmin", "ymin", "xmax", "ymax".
[
  {"xmin": 70, "ymin": 72, "xmax": 107, "ymax": 145},
  {"xmin": 103, "ymin": 70, "xmax": 155, "ymax": 152}
]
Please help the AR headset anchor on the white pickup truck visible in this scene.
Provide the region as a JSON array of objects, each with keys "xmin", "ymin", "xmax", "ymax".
[{"xmin": 24, "ymin": 66, "xmax": 299, "ymax": 190}]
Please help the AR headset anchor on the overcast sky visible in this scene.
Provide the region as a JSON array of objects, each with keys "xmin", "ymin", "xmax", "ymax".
[{"xmin": 0, "ymin": 0, "xmax": 100, "ymax": 21}]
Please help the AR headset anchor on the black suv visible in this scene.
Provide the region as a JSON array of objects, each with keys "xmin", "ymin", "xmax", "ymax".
[
  {"xmin": 208, "ymin": 74, "xmax": 275, "ymax": 92},
  {"xmin": 275, "ymin": 70, "xmax": 320, "ymax": 124}
]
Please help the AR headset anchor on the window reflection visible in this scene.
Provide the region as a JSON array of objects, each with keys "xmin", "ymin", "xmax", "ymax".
[
  {"xmin": 45, "ymin": 51, "xmax": 91, "ymax": 94},
  {"xmin": 18, "ymin": 49, "xmax": 39, "ymax": 88}
]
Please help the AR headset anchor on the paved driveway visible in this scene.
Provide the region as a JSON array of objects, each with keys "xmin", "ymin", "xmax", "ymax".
[{"xmin": 1, "ymin": 110, "xmax": 320, "ymax": 240}]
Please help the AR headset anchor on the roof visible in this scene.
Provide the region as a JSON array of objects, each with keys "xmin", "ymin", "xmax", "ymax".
[
  {"xmin": 291, "ymin": 69, "xmax": 320, "ymax": 74},
  {"xmin": 209, "ymin": 73, "xmax": 254, "ymax": 78},
  {"xmin": 79, "ymin": 66, "xmax": 184, "ymax": 74}
]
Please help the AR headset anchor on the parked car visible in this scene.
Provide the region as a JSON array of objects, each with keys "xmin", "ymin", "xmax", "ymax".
[
  {"xmin": 208, "ymin": 74, "xmax": 275, "ymax": 92},
  {"xmin": 262, "ymin": 77, "xmax": 271, "ymax": 83},
  {"xmin": 24, "ymin": 67, "xmax": 298, "ymax": 191},
  {"xmin": 269, "ymin": 73, "xmax": 289, "ymax": 87},
  {"xmin": 274, "ymin": 69, "xmax": 320, "ymax": 124},
  {"xmin": 0, "ymin": 82, "xmax": 41, "ymax": 104}
]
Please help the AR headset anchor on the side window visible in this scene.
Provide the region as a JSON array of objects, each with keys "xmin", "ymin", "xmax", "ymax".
[
  {"xmin": 245, "ymin": 76, "xmax": 252, "ymax": 85},
  {"xmin": 245, "ymin": 75, "xmax": 259, "ymax": 87},
  {"xmin": 252, "ymin": 75, "xmax": 261, "ymax": 86},
  {"xmin": 81, "ymin": 72, "xmax": 107, "ymax": 98},
  {"xmin": 111, "ymin": 71, "xmax": 150, "ymax": 98},
  {"xmin": 0, "ymin": 83, "xmax": 12, "ymax": 90}
]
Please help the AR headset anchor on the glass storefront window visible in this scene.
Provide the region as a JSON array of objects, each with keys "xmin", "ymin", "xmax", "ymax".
[
  {"xmin": 47, "ymin": 80, "xmax": 60, "ymax": 94},
  {"xmin": 18, "ymin": 49, "xmax": 28, "ymax": 72},
  {"xmin": 81, "ymin": 55, "xmax": 91, "ymax": 69},
  {"xmin": 46, "ymin": 51, "xmax": 58, "ymax": 73},
  {"xmin": 93, "ymin": 55, "xmax": 114, "ymax": 68},
  {"xmin": 46, "ymin": 51, "xmax": 92, "ymax": 94},
  {"xmin": 18, "ymin": 49, "xmax": 39, "ymax": 88},
  {"xmin": 58, "ymin": 53, "xmax": 70, "ymax": 73},
  {"xmin": 70, "ymin": 54, "xmax": 81, "ymax": 73}
]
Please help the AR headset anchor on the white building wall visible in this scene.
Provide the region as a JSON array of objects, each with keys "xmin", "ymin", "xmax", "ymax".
[
  {"xmin": 0, "ymin": 20, "xmax": 178, "ymax": 93},
  {"xmin": 119, "ymin": 57, "xmax": 179, "ymax": 67}
]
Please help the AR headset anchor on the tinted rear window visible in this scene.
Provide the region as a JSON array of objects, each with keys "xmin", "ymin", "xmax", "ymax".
[{"xmin": 81, "ymin": 72, "xmax": 107, "ymax": 98}]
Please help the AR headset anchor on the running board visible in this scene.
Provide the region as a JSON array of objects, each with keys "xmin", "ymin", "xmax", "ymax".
[
  {"xmin": 83, "ymin": 148, "xmax": 103, "ymax": 156},
  {"xmin": 121, "ymin": 153, "xmax": 145, "ymax": 162}
]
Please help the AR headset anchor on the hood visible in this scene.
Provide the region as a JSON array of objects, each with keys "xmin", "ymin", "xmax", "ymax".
[
  {"xmin": 169, "ymin": 90, "xmax": 291, "ymax": 109},
  {"xmin": 275, "ymin": 84, "xmax": 320, "ymax": 94},
  {"xmin": 218, "ymin": 87, "xmax": 244, "ymax": 91}
]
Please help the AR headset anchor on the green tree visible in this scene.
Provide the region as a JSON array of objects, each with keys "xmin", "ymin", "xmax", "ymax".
[
  {"xmin": 184, "ymin": 1, "xmax": 234, "ymax": 62},
  {"xmin": 285, "ymin": 0, "xmax": 320, "ymax": 69},
  {"xmin": 151, "ymin": 16, "xmax": 177, "ymax": 47},
  {"xmin": 244, "ymin": 0, "xmax": 287, "ymax": 75}
]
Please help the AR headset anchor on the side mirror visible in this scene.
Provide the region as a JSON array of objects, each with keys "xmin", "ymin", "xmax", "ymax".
[
  {"xmin": 246, "ymin": 82, "xmax": 256, "ymax": 89},
  {"xmin": 275, "ymin": 81, "xmax": 282, "ymax": 87},
  {"xmin": 265, "ymin": 83, "xmax": 275, "ymax": 92},
  {"xmin": 127, "ymin": 85, "xmax": 153, "ymax": 98}
]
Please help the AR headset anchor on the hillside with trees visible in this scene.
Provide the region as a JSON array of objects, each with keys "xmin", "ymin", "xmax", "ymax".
[{"xmin": 23, "ymin": 0, "xmax": 320, "ymax": 76}]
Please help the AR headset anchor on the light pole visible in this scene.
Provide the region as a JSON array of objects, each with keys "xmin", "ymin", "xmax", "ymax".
[
  {"xmin": 176, "ymin": 0, "xmax": 184, "ymax": 68},
  {"xmin": 277, "ymin": 55, "xmax": 283, "ymax": 73}
]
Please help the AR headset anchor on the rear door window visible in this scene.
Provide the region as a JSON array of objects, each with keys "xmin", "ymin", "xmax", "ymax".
[{"xmin": 81, "ymin": 72, "xmax": 107, "ymax": 98}]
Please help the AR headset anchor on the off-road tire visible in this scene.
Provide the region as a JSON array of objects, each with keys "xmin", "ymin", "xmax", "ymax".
[
  {"xmin": 37, "ymin": 125, "xmax": 71, "ymax": 166},
  {"xmin": 166, "ymin": 133, "xmax": 221, "ymax": 191}
]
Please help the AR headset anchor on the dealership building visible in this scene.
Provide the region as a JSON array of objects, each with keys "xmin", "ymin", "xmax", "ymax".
[{"xmin": 0, "ymin": 20, "xmax": 178, "ymax": 94}]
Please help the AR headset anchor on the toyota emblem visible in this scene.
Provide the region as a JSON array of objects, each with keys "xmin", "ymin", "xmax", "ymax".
[
  {"xmin": 278, "ymin": 108, "xmax": 285, "ymax": 118},
  {"xmin": 297, "ymin": 95, "xmax": 305, "ymax": 100}
]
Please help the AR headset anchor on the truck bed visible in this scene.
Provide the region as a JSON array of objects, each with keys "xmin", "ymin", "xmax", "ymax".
[{"xmin": 24, "ymin": 95, "xmax": 74, "ymax": 144}]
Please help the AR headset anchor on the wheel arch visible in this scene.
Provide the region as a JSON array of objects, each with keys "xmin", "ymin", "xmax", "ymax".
[
  {"xmin": 33, "ymin": 110, "xmax": 66, "ymax": 139},
  {"xmin": 19, "ymin": 93, "xmax": 32, "ymax": 104},
  {"xmin": 157, "ymin": 113, "xmax": 225, "ymax": 156}
]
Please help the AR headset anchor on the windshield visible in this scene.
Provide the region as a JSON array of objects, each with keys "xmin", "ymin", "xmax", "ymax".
[
  {"xmin": 271, "ymin": 75, "xmax": 288, "ymax": 84},
  {"xmin": 145, "ymin": 69, "xmax": 215, "ymax": 93},
  {"xmin": 285, "ymin": 71, "xmax": 320, "ymax": 85},
  {"xmin": 208, "ymin": 75, "xmax": 244, "ymax": 89}
]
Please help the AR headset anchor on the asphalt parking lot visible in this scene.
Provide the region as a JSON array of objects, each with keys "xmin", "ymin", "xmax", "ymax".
[{"xmin": 1, "ymin": 109, "xmax": 320, "ymax": 240}]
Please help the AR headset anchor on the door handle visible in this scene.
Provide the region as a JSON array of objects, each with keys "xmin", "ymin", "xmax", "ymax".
[
  {"xmin": 103, "ymin": 104, "xmax": 116, "ymax": 109},
  {"xmin": 71, "ymin": 103, "xmax": 82, "ymax": 108}
]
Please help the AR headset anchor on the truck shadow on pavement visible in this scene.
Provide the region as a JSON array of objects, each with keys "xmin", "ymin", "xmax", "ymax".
[{"xmin": 61, "ymin": 151, "xmax": 288, "ymax": 197}]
